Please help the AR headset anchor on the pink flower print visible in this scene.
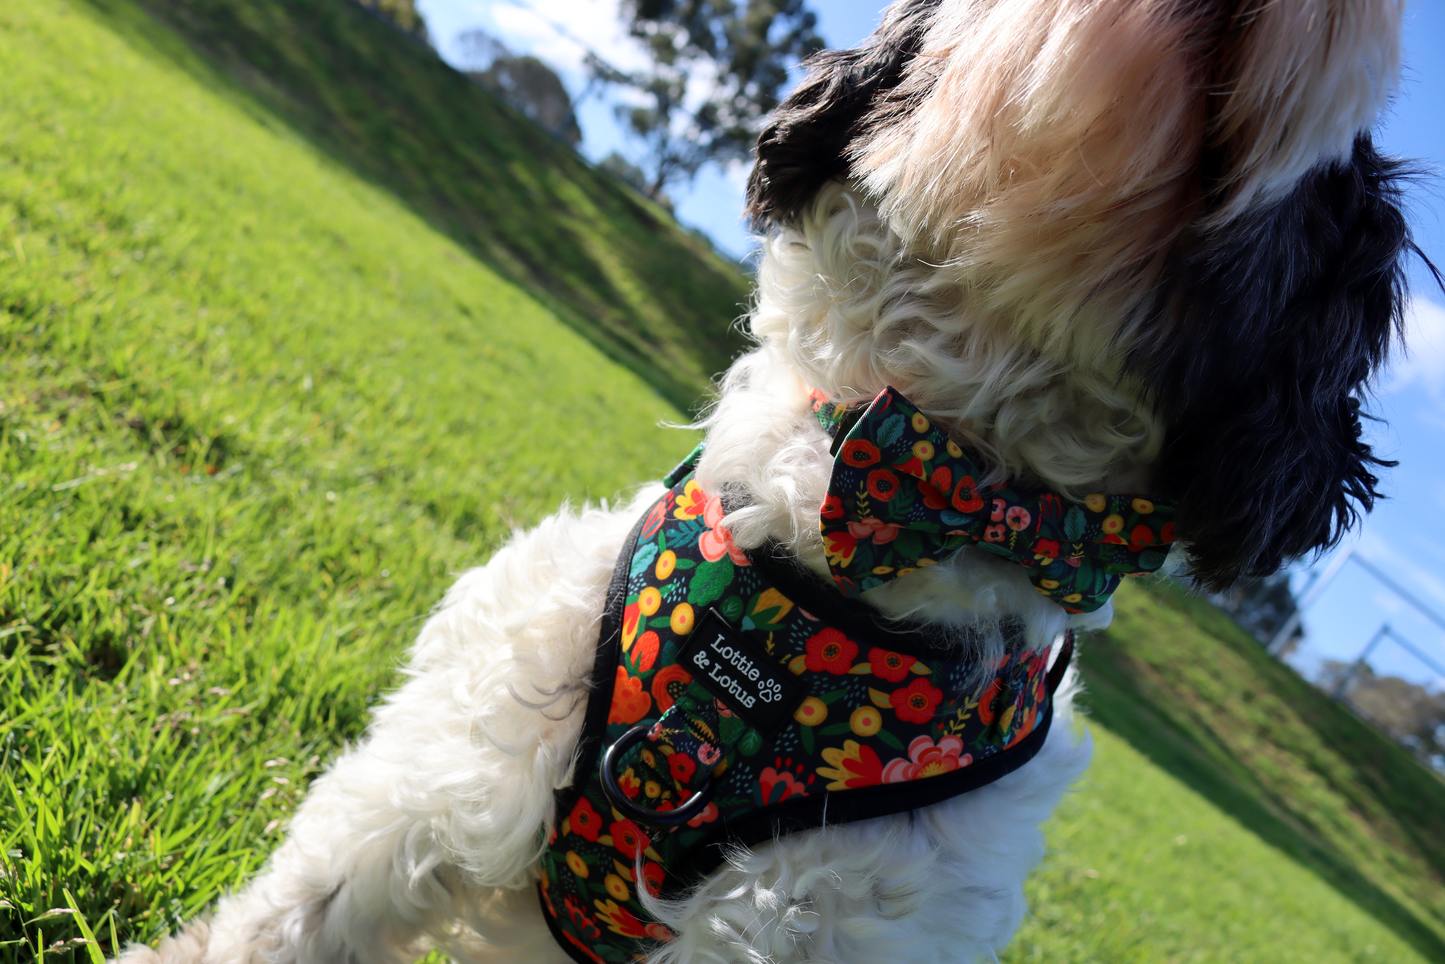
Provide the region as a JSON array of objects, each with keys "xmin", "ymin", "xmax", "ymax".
[
  {"xmin": 846, "ymin": 516, "xmax": 902, "ymax": 545},
  {"xmin": 1005, "ymin": 506, "xmax": 1032, "ymax": 531},
  {"xmin": 990, "ymin": 498, "xmax": 1007, "ymax": 522},
  {"xmin": 696, "ymin": 742, "xmax": 721, "ymax": 766},
  {"xmin": 698, "ymin": 495, "xmax": 750, "ymax": 566},
  {"xmin": 984, "ymin": 524, "xmax": 1006, "ymax": 543},
  {"xmin": 881, "ymin": 735, "xmax": 972, "ymax": 783}
]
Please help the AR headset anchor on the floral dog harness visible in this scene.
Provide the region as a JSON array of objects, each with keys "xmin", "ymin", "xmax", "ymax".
[{"xmin": 538, "ymin": 459, "xmax": 1072, "ymax": 963}]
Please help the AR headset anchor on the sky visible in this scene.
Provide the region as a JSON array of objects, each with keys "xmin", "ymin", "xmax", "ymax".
[{"xmin": 415, "ymin": 0, "xmax": 1445, "ymax": 695}]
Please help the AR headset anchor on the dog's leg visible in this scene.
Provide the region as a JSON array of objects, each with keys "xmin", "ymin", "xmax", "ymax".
[{"xmin": 114, "ymin": 496, "xmax": 653, "ymax": 964}]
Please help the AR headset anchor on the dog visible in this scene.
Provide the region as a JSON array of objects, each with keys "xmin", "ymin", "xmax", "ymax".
[{"xmin": 119, "ymin": 1, "xmax": 1418, "ymax": 961}]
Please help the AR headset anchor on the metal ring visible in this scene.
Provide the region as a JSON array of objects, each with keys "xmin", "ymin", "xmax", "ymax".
[{"xmin": 599, "ymin": 722, "xmax": 716, "ymax": 827}]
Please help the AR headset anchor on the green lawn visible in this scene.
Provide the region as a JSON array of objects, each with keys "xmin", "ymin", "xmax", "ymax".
[{"xmin": 2, "ymin": 0, "xmax": 1443, "ymax": 961}]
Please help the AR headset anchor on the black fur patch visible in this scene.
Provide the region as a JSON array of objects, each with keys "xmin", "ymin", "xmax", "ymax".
[
  {"xmin": 744, "ymin": 0, "xmax": 940, "ymax": 229},
  {"xmin": 1134, "ymin": 136, "xmax": 1416, "ymax": 591}
]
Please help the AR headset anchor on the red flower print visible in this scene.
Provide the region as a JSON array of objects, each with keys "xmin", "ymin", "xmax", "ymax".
[
  {"xmin": 919, "ymin": 466, "xmax": 954, "ymax": 509},
  {"xmin": 1129, "ymin": 524, "xmax": 1155, "ymax": 548},
  {"xmin": 617, "ymin": 768, "xmax": 641, "ymax": 799},
  {"xmin": 866, "ymin": 468, "xmax": 901, "ymax": 502},
  {"xmin": 641, "ymin": 499, "xmax": 668, "ymax": 539},
  {"xmin": 699, "ymin": 495, "xmax": 750, "ymax": 566},
  {"xmin": 890, "ymin": 677, "xmax": 944, "ymax": 724},
  {"xmin": 892, "ymin": 452, "xmax": 925, "ymax": 481},
  {"xmin": 668, "ymin": 752, "xmax": 696, "ymax": 784},
  {"xmin": 645, "ymin": 923, "xmax": 675, "ymax": 942},
  {"xmin": 641, "ymin": 861, "xmax": 666, "ymax": 898},
  {"xmin": 805, "ymin": 628, "xmax": 858, "ymax": 674},
  {"xmin": 568, "ymin": 797, "xmax": 603, "ymax": 842},
  {"xmin": 820, "ymin": 493, "xmax": 845, "ymax": 519},
  {"xmin": 595, "ymin": 899, "xmax": 648, "ymax": 938},
  {"xmin": 990, "ymin": 498, "xmax": 1006, "ymax": 522},
  {"xmin": 881, "ymin": 734, "xmax": 972, "ymax": 783},
  {"xmin": 984, "ymin": 524, "xmax": 1006, "ymax": 542},
  {"xmin": 840, "ymin": 439, "xmax": 881, "ymax": 468},
  {"xmin": 822, "ymin": 530, "xmax": 859, "ymax": 568},
  {"xmin": 1005, "ymin": 506, "xmax": 1032, "ymax": 531},
  {"xmin": 868, "ymin": 646, "xmax": 917, "ymax": 682},
  {"xmin": 1160, "ymin": 521, "xmax": 1175, "ymax": 542},
  {"xmin": 817, "ymin": 740, "xmax": 884, "ymax": 789},
  {"xmin": 759, "ymin": 766, "xmax": 810, "ymax": 804},
  {"xmin": 608, "ymin": 666, "xmax": 651, "ymax": 725},
  {"xmin": 650, "ymin": 664, "xmax": 694, "ymax": 713},
  {"xmin": 565, "ymin": 896, "xmax": 602, "ymax": 940},
  {"xmin": 1034, "ymin": 538, "xmax": 1060, "ymax": 559},
  {"xmin": 952, "ymin": 476, "xmax": 985, "ymax": 513},
  {"xmin": 609, "ymin": 818, "xmax": 651, "ymax": 861},
  {"xmin": 847, "ymin": 516, "xmax": 902, "ymax": 544},
  {"xmin": 632, "ymin": 630, "xmax": 660, "ymax": 673},
  {"xmin": 685, "ymin": 798, "xmax": 719, "ymax": 828},
  {"xmin": 978, "ymin": 678, "xmax": 1009, "ymax": 726}
]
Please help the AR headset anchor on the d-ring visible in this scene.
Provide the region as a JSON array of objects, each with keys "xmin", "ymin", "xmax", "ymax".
[{"xmin": 599, "ymin": 722, "xmax": 716, "ymax": 827}]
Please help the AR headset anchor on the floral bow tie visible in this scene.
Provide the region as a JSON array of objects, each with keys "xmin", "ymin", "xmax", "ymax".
[{"xmin": 812, "ymin": 387, "xmax": 1178, "ymax": 613}]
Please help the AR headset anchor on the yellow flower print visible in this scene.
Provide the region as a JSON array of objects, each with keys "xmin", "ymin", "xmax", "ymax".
[
  {"xmin": 912, "ymin": 440, "xmax": 935, "ymax": 460},
  {"xmin": 1084, "ymin": 493, "xmax": 1107, "ymax": 512},
  {"xmin": 793, "ymin": 696, "xmax": 828, "ymax": 726},
  {"xmin": 911, "ymin": 412, "xmax": 930, "ymax": 433},
  {"xmin": 655, "ymin": 550, "xmax": 677, "ymax": 580},
  {"xmin": 638, "ymin": 586, "xmax": 662, "ymax": 616},
  {"xmin": 604, "ymin": 874, "xmax": 630, "ymax": 901},
  {"xmin": 670, "ymin": 603, "xmax": 695, "ymax": 635},
  {"xmin": 1039, "ymin": 579, "xmax": 1060, "ymax": 590},
  {"xmin": 566, "ymin": 851, "xmax": 588, "ymax": 878},
  {"xmin": 1102, "ymin": 514, "xmax": 1124, "ymax": 534},
  {"xmin": 1131, "ymin": 498, "xmax": 1154, "ymax": 514},
  {"xmin": 946, "ymin": 439, "xmax": 963, "ymax": 458},
  {"xmin": 673, "ymin": 479, "xmax": 707, "ymax": 519},
  {"xmin": 850, "ymin": 705, "xmax": 883, "ymax": 736}
]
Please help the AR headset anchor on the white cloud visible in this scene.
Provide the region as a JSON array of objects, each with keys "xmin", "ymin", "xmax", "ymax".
[
  {"xmin": 1385, "ymin": 296, "xmax": 1445, "ymax": 400},
  {"xmin": 420, "ymin": 0, "xmax": 650, "ymax": 88}
]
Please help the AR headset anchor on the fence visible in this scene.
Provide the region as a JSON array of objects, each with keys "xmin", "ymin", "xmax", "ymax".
[{"xmin": 1270, "ymin": 551, "xmax": 1445, "ymax": 777}]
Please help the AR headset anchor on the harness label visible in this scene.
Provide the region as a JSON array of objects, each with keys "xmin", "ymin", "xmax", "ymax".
[{"xmin": 678, "ymin": 608, "xmax": 805, "ymax": 733}]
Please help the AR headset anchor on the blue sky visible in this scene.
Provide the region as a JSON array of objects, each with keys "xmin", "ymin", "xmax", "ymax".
[{"xmin": 417, "ymin": 0, "xmax": 1445, "ymax": 692}]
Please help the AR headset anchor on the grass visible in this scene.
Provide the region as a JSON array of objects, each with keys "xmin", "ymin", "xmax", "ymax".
[
  {"xmin": 1003, "ymin": 580, "xmax": 1445, "ymax": 964},
  {"xmin": 2, "ymin": 0, "xmax": 1444, "ymax": 961},
  {"xmin": 91, "ymin": 0, "xmax": 753, "ymax": 414}
]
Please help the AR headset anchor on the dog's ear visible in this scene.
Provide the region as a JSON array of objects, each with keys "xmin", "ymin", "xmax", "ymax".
[
  {"xmin": 1136, "ymin": 135, "xmax": 1416, "ymax": 591},
  {"xmin": 1205, "ymin": 0, "xmax": 1405, "ymax": 223},
  {"xmin": 745, "ymin": 0, "xmax": 940, "ymax": 230}
]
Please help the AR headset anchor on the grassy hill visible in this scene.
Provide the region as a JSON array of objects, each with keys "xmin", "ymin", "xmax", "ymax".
[{"xmin": 1, "ymin": 0, "xmax": 1443, "ymax": 962}]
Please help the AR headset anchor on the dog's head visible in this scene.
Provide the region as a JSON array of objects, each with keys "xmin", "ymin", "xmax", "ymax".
[{"xmin": 747, "ymin": 0, "xmax": 1420, "ymax": 591}]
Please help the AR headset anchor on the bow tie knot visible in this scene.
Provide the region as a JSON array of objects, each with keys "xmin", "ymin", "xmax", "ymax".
[{"xmin": 813, "ymin": 387, "xmax": 1177, "ymax": 614}]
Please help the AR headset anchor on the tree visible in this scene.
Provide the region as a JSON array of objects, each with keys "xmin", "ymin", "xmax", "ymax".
[
  {"xmin": 607, "ymin": 0, "xmax": 824, "ymax": 199},
  {"xmin": 457, "ymin": 30, "xmax": 583, "ymax": 147},
  {"xmin": 355, "ymin": 0, "xmax": 429, "ymax": 42}
]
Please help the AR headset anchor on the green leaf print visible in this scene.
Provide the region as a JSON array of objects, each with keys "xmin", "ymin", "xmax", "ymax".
[{"xmin": 688, "ymin": 559, "xmax": 734, "ymax": 606}]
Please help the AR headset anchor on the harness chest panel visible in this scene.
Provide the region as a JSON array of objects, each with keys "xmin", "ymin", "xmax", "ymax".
[{"xmin": 537, "ymin": 472, "xmax": 1067, "ymax": 964}]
